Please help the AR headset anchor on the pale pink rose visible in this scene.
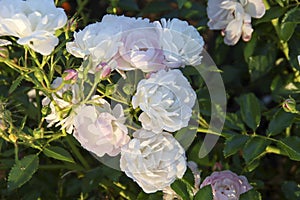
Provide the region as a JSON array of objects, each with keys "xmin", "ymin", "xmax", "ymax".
[
  {"xmin": 120, "ymin": 129, "xmax": 186, "ymax": 193},
  {"xmin": 207, "ymin": 0, "xmax": 265, "ymax": 45},
  {"xmin": 200, "ymin": 170, "xmax": 253, "ymax": 200},
  {"xmin": 74, "ymin": 100, "xmax": 129, "ymax": 157},
  {"xmin": 117, "ymin": 20, "xmax": 166, "ymax": 73}
]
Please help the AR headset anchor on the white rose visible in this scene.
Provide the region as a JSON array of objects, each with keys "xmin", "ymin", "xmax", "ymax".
[
  {"xmin": 73, "ymin": 100, "xmax": 129, "ymax": 157},
  {"xmin": 42, "ymin": 77, "xmax": 81, "ymax": 134},
  {"xmin": 66, "ymin": 20, "xmax": 122, "ymax": 71},
  {"xmin": 155, "ymin": 18, "xmax": 204, "ymax": 68},
  {"xmin": 120, "ymin": 129, "xmax": 187, "ymax": 193},
  {"xmin": 0, "ymin": 0, "xmax": 67, "ymax": 55},
  {"xmin": 132, "ymin": 69, "xmax": 196, "ymax": 133},
  {"xmin": 207, "ymin": 0, "xmax": 265, "ymax": 45}
]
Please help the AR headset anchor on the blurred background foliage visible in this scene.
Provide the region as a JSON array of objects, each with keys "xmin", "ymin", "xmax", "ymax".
[{"xmin": 0, "ymin": 0, "xmax": 300, "ymax": 199}]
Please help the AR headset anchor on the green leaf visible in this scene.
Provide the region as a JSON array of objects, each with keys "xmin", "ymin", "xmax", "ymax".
[
  {"xmin": 279, "ymin": 7, "xmax": 300, "ymax": 42},
  {"xmin": 118, "ymin": 0, "xmax": 139, "ymax": 11},
  {"xmin": 9, "ymin": 76, "xmax": 23, "ymax": 94},
  {"xmin": 267, "ymin": 109, "xmax": 295, "ymax": 136},
  {"xmin": 240, "ymin": 189, "xmax": 262, "ymax": 200},
  {"xmin": 194, "ymin": 185, "xmax": 213, "ymax": 200},
  {"xmin": 276, "ymin": 136, "xmax": 300, "ymax": 161},
  {"xmin": 281, "ymin": 181, "xmax": 300, "ymax": 200},
  {"xmin": 254, "ymin": 6, "xmax": 286, "ymax": 25},
  {"xmin": 275, "ymin": 0, "xmax": 284, "ymax": 7},
  {"xmin": 236, "ymin": 93, "xmax": 261, "ymax": 131},
  {"xmin": 175, "ymin": 126, "xmax": 197, "ymax": 151},
  {"xmin": 224, "ymin": 135, "xmax": 249, "ymax": 157},
  {"xmin": 43, "ymin": 146, "xmax": 75, "ymax": 163},
  {"xmin": 243, "ymin": 137, "xmax": 270, "ymax": 164},
  {"xmin": 122, "ymin": 83, "xmax": 135, "ymax": 96},
  {"xmin": 244, "ymin": 158, "xmax": 261, "ymax": 172},
  {"xmin": 282, "ymin": 7, "xmax": 300, "ymax": 23},
  {"xmin": 248, "ymin": 55, "xmax": 273, "ymax": 81},
  {"xmin": 225, "ymin": 113, "xmax": 246, "ymax": 131},
  {"xmin": 105, "ymin": 83, "xmax": 118, "ymax": 96},
  {"xmin": 245, "ymin": 40, "xmax": 277, "ymax": 81},
  {"xmin": 177, "ymin": 0, "xmax": 186, "ymax": 9},
  {"xmin": 141, "ymin": 1, "xmax": 172, "ymax": 14},
  {"xmin": 8, "ymin": 154, "xmax": 39, "ymax": 191},
  {"xmin": 244, "ymin": 33, "xmax": 257, "ymax": 60},
  {"xmin": 288, "ymin": 31, "xmax": 300, "ymax": 70},
  {"xmin": 171, "ymin": 179, "xmax": 193, "ymax": 200},
  {"xmin": 280, "ymin": 22, "xmax": 296, "ymax": 42}
]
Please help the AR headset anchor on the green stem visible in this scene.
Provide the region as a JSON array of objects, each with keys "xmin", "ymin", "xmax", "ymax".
[
  {"xmin": 265, "ymin": 145, "xmax": 288, "ymax": 156},
  {"xmin": 263, "ymin": 0, "xmax": 290, "ymax": 61},
  {"xmin": 14, "ymin": 142, "xmax": 19, "ymax": 162},
  {"xmin": 84, "ymin": 81, "xmax": 99, "ymax": 103},
  {"xmin": 96, "ymin": 88, "xmax": 128, "ymax": 105},
  {"xmin": 197, "ymin": 128, "xmax": 223, "ymax": 137},
  {"xmin": 39, "ymin": 164, "xmax": 85, "ymax": 171},
  {"xmin": 65, "ymin": 135, "xmax": 90, "ymax": 170},
  {"xmin": 4, "ymin": 60, "xmax": 32, "ymax": 72}
]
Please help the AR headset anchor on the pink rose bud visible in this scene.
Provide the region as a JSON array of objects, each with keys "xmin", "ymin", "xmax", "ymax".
[
  {"xmin": 0, "ymin": 47, "xmax": 9, "ymax": 61},
  {"xmin": 212, "ymin": 162, "xmax": 223, "ymax": 171},
  {"xmin": 96, "ymin": 62, "xmax": 111, "ymax": 78},
  {"xmin": 282, "ymin": 97, "xmax": 297, "ymax": 113},
  {"xmin": 66, "ymin": 17, "xmax": 78, "ymax": 32},
  {"xmin": 63, "ymin": 69, "xmax": 78, "ymax": 81}
]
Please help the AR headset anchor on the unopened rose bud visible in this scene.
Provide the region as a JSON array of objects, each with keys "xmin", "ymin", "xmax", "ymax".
[
  {"xmin": 34, "ymin": 70, "xmax": 44, "ymax": 83},
  {"xmin": 33, "ymin": 128, "xmax": 44, "ymax": 139},
  {"xmin": 0, "ymin": 47, "xmax": 9, "ymax": 62},
  {"xmin": 282, "ymin": 97, "xmax": 298, "ymax": 113},
  {"xmin": 9, "ymin": 134, "xmax": 18, "ymax": 143},
  {"xmin": 62, "ymin": 90, "xmax": 73, "ymax": 102},
  {"xmin": 0, "ymin": 119, "xmax": 6, "ymax": 131},
  {"xmin": 212, "ymin": 161, "xmax": 223, "ymax": 171},
  {"xmin": 66, "ymin": 17, "xmax": 78, "ymax": 32},
  {"xmin": 41, "ymin": 106, "xmax": 51, "ymax": 116},
  {"xmin": 96, "ymin": 62, "xmax": 111, "ymax": 78},
  {"xmin": 63, "ymin": 69, "xmax": 78, "ymax": 81}
]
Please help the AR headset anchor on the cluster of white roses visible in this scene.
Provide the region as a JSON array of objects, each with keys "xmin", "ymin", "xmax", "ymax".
[
  {"xmin": 0, "ymin": 0, "xmax": 258, "ymax": 196},
  {"xmin": 207, "ymin": 0, "xmax": 266, "ymax": 45},
  {"xmin": 37, "ymin": 10, "xmax": 203, "ymax": 193}
]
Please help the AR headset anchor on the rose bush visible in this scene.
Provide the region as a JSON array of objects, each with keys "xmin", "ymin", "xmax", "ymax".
[
  {"xmin": 0, "ymin": 0, "xmax": 300, "ymax": 199},
  {"xmin": 120, "ymin": 129, "xmax": 186, "ymax": 193},
  {"xmin": 132, "ymin": 69, "xmax": 197, "ymax": 133}
]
